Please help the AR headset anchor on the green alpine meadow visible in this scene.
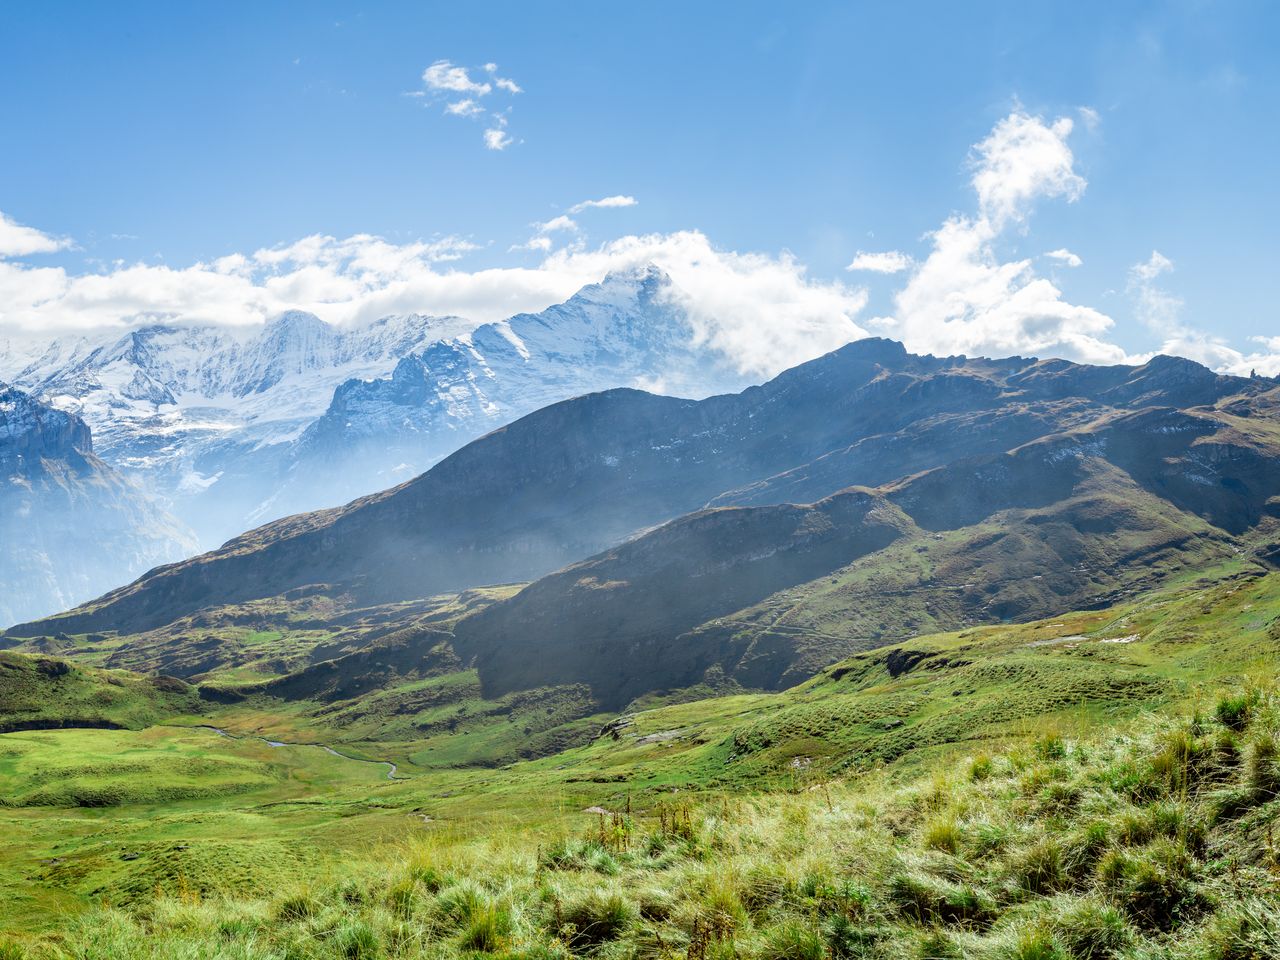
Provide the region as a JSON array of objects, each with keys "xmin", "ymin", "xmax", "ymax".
[{"xmin": 2, "ymin": 4, "xmax": 1279, "ymax": 957}]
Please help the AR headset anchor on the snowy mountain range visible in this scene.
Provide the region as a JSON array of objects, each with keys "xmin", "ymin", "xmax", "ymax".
[
  {"xmin": 0, "ymin": 383, "xmax": 194, "ymax": 626},
  {"xmin": 0, "ymin": 267, "xmax": 744, "ymax": 614}
]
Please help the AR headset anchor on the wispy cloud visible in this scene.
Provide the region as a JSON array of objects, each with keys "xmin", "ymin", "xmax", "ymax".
[
  {"xmin": 415, "ymin": 59, "xmax": 523, "ymax": 150},
  {"xmin": 512, "ymin": 197, "xmax": 638, "ymax": 253},
  {"xmin": 0, "ymin": 211, "xmax": 72, "ymax": 258},
  {"xmin": 444, "ymin": 99, "xmax": 484, "ymax": 117},
  {"xmin": 846, "ymin": 250, "xmax": 912, "ymax": 274},
  {"xmin": 535, "ymin": 215, "xmax": 578, "ymax": 234},
  {"xmin": 1044, "ymin": 248, "xmax": 1083, "ymax": 267},
  {"xmin": 569, "ymin": 195, "xmax": 639, "ymax": 213}
]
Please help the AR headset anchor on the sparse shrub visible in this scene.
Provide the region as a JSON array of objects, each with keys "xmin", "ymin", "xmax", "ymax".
[
  {"xmin": 1014, "ymin": 838, "xmax": 1066, "ymax": 895},
  {"xmin": 1247, "ymin": 734, "xmax": 1280, "ymax": 798},
  {"xmin": 969, "ymin": 820, "xmax": 1011, "ymax": 859},
  {"xmin": 433, "ymin": 879, "xmax": 489, "ymax": 929},
  {"xmin": 459, "ymin": 903, "xmax": 513, "ymax": 952},
  {"xmin": 1059, "ymin": 820, "xmax": 1110, "ymax": 881},
  {"xmin": 1200, "ymin": 898, "xmax": 1280, "ymax": 960},
  {"xmin": 1216, "ymin": 692, "xmax": 1255, "ymax": 731},
  {"xmin": 560, "ymin": 890, "xmax": 634, "ymax": 948},
  {"xmin": 1096, "ymin": 840, "xmax": 1200, "ymax": 931},
  {"xmin": 887, "ymin": 872, "xmax": 994, "ymax": 929},
  {"xmin": 1002, "ymin": 925, "xmax": 1068, "ymax": 960},
  {"xmin": 635, "ymin": 885, "xmax": 675, "ymax": 922},
  {"xmin": 826, "ymin": 913, "xmax": 882, "ymax": 958},
  {"xmin": 922, "ymin": 815, "xmax": 963, "ymax": 854},
  {"xmin": 333, "ymin": 919, "xmax": 381, "ymax": 960},
  {"xmin": 272, "ymin": 891, "xmax": 318, "ymax": 923},
  {"xmin": 539, "ymin": 838, "xmax": 618, "ymax": 874},
  {"xmin": 1036, "ymin": 733, "xmax": 1068, "ymax": 761},
  {"xmin": 386, "ymin": 876, "xmax": 425, "ymax": 918},
  {"xmin": 759, "ymin": 920, "xmax": 826, "ymax": 960},
  {"xmin": 916, "ymin": 929, "xmax": 962, "ymax": 959},
  {"xmin": 1050, "ymin": 898, "xmax": 1134, "ymax": 959},
  {"xmin": 739, "ymin": 862, "xmax": 792, "ymax": 914}
]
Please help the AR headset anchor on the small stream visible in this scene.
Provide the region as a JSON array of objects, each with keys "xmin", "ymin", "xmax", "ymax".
[{"xmin": 190, "ymin": 725, "xmax": 404, "ymax": 780}]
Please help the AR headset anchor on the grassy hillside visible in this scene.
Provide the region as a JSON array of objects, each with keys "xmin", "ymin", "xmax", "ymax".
[
  {"xmin": 1, "ymin": 570, "xmax": 1279, "ymax": 949},
  {"xmin": 4, "ymin": 671, "xmax": 1280, "ymax": 957},
  {"xmin": 0, "ymin": 650, "xmax": 199, "ymax": 732}
]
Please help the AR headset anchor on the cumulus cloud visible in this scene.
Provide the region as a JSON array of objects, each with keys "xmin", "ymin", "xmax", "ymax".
[
  {"xmin": 1044, "ymin": 248, "xmax": 1083, "ymax": 267},
  {"xmin": 846, "ymin": 250, "xmax": 912, "ymax": 274},
  {"xmin": 483, "ymin": 125, "xmax": 514, "ymax": 151},
  {"xmin": 569, "ymin": 195, "xmax": 639, "ymax": 213},
  {"xmin": 422, "ymin": 60, "xmax": 491, "ymax": 96},
  {"xmin": 416, "ymin": 60, "xmax": 522, "ymax": 150},
  {"xmin": 0, "ymin": 225, "xmax": 867, "ymax": 378},
  {"xmin": 969, "ymin": 111, "xmax": 1085, "ymax": 229},
  {"xmin": 885, "ymin": 110, "xmax": 1124, "ymax": 364},
  {"xmin": 0, "ymin": 211, "xmax": 72, "ymax": 258}
]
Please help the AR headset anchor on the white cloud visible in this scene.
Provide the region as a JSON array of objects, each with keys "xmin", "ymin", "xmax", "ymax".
[
  {"xmin": 885, "ymin": 110, "xmax": 1124, "ymax": 365},
  {"xmin": 1121, "ymin": 250, "xmax": 1267, "ymax": 372},
  {"xmin": 536, "ymin": 215, "xmax": 578, "ymax": 234},
  {"xmin": 1127, "ymin": 250, "xmax": 1181, "ymax": 330},
  {"xmin": 509, "ymin": 235, "xmax": 553, "ymax": 254},
  {"xmin": 484, "ymin": 126, "xmax": 514, "ymax": 151},
  {"xmin": 1078, "ymin": 106, "xmax": 1101, "ymax": 132},
  {"xmin": 1044, "ymin": 248, "xmax": 1083, "ymax": 267},
  {"xmin": 418, "ymin": 60, "xmax": 522, "ymax": 150},
  {"xmin": 444, "ymin": 99, "xmax": 484, "ymax": 117},
  {"xmin": 0, "ymin": 211, "xmax": 71, "ymax": 258},
  {"xmin": 0, "ymin": 225, "xmax": 867, "ymax": 378},
  {"xmin": 969, "ymin": 111, "xmax": 1085, "ymax": 229},
  {"xmin": 422, "ymin": 60, "xmax": 491, "ymax": 96},
  {"xmin": 569, "ymin": 195, "xmax": 639, "ymax": 213},
  {"xmin": 846, "ymin": 250, "xmax": 912, "ymax": 274}
]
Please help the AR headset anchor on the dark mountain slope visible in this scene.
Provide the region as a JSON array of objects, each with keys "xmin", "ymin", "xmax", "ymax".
[
  {"xmin": 452, "ymin": 401, "xmax": 1278, "ymax": 705},
  {"xmin": 9, "ymin": 341, "xmax": 1266, "ymax": 639},
  {"xmin": 456, "ymin": 489, "xmax": 913, "ymax": 707}
]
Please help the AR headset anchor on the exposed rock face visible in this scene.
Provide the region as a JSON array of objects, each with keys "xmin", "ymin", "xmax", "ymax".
[{"xmin": 0, "ymin": 384, "xmax": 195, "ymax": 626}]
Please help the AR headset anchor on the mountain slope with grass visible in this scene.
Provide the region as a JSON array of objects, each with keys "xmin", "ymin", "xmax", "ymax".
[
  {"xmin": 10, "ymin": 343, "xmax": 1272, "ymax": 642},
  {"xmin": 2, "ymin": 571, "xmax": 1279, "ymax": 957}
]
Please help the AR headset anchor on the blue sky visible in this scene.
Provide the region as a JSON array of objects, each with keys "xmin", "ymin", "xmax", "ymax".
[{"xmin": 1, "ymin": 1, "xmax": 1276, "ymax": 373}]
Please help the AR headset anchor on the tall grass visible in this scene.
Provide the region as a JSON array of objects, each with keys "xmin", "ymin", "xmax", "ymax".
[{"xmin": 8, "ymin": 683, "xmax": 1280, "ymax": 959}]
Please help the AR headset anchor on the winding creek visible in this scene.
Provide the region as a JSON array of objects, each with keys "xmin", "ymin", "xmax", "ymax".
[{"xmin": 188, "ymin": 724, "xmax": 405, "ymax": 780}]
